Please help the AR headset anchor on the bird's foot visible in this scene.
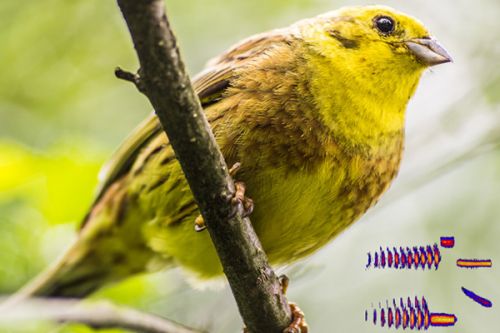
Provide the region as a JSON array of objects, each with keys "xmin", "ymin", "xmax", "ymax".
[
  {"xmin": 193, "ymin": 162, "xmax": 252, "ymax": 232},
  {"xmin": 194, "ymin": 215, "xmax": 206, "ymax": 232},
  {"xmin": 231, "ymin": 181, "xmax": 254, "ymax": 217},
  {"xmin": 229, "ymin": 162, "xmax": 253, "ymax": 217},
  {"xmin": 241, "ymin": 292, "xmax": 308, "ymax": 333},
  {"xmin": 279, "ymin": 274, "xmax": 290, "ymax": 294},
  {"xmin": 241, "ymin": 276, "xmax": 307, "ymax": 332},
  {"xmin": 229, "ymin": 162, "xmax": 241, "ymax": 176},
  {"xmin": 280, "ymin": 275, "xmax": 308, "ymax": 333},
  {"xmin": 283, "ymin": 302, "xmax": 308, "ymax": 333}
]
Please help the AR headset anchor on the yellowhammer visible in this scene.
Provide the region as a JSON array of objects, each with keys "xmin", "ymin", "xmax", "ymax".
[{"xmin": 14, "ymin": 5, "xmax": 451, "ymax": 299}]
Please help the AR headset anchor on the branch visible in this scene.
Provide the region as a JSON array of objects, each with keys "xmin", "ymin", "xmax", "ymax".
[
  {"xmin": 0, "ymin": 298, "xmax": 203, "ymax": 333},
  {"xmin": 115, "ymin": 1, "xmax": 292, "ymax": 332}
]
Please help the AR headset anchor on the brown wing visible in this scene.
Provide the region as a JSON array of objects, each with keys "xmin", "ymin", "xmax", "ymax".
[
  {"xmin": 93, "ymin": 29, "xmax": 290, "ymax": 204},
  {"xmin": 194, "ymin": 29, "xmax": 290, "ymax": 103}
]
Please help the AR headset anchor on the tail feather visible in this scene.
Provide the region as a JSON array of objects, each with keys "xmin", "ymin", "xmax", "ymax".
[
  {"xmin": 3, "ymin": 234, "xmax": 160, "ymax": 309},
  {"xmin": 3, "ymin": 244, "xmax": 112, "ymax": 309}
]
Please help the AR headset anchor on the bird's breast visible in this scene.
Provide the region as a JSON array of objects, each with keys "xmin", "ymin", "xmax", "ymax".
[{"xmin": 245, "ymin": 132, "xmax": 404, "ymax": 264}]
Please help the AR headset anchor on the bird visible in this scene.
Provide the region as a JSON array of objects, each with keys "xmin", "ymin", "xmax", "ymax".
[{"xmin": 12, "ymin": 5, "xmax": 451, "ymax": 301}]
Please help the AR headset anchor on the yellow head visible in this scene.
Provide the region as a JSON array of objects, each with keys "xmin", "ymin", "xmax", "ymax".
[
  {"xmin": 297, "ymin": 5, "xmax": 451, "ymax": 148},
  {"xmin": 302, "ymin": 5, "xmax": 452, "ymax": 71}
]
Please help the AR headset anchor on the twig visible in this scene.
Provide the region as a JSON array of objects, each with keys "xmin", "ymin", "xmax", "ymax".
[
  {"xmin": 114, "ymin": 66, "xmax": 144, "ymax": 91},
  {"xmin": 0, "ymin": 298, "xmax": 203, "ymax": 333},
  {"xmin": 115, "ymin": 1, "xmax": 292, "ymax": 332}
]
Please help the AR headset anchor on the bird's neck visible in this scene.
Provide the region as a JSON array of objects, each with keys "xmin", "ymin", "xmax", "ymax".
[{"xmin": 305, "ymin": 50, "xmax": 422, "ymax": 154}]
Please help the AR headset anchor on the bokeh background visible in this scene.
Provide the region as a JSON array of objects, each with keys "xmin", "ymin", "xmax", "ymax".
[{"xmin": 0, "ymin": 0, "xmax": 499, "ymax": 332}]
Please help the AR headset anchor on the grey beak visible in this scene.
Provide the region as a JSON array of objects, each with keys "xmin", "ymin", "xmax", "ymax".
[{"xmin": 405, "ymin": 38, "xmax": 453, "ymax": 66}]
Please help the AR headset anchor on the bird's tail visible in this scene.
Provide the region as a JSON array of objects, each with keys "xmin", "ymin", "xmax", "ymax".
[
  {"xmin": 2, "ymin": 228, "xmax": 158, "ymax": 308},
  {"xmin": 2, "ymin": 244, "xmax": 106, "ymax": 310},
  {"xmin": 11, "ymin": 245, "xmax": 107, "ymax": 301}
]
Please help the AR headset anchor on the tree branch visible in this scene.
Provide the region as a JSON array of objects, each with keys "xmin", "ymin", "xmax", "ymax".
[
  {"xmin": 0, "ymin": 298, "xmax": 203, "ymax": 333},
  {"xmin": 115, "ymin": 1, "xmax": 292, "ymax": 332}
]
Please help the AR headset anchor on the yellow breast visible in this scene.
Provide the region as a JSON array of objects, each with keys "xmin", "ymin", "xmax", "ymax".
[{"xmin": 244, "ymin": 132, "xmax": 404, "ymax": 264}]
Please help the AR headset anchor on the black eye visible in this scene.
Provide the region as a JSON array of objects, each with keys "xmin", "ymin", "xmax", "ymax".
[{"xmin": 375, "ymin": 16, "xmax": 395, "ymax": 35}]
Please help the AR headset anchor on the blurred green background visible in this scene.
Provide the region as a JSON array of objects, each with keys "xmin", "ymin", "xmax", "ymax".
[{"xmin": 0, "ymin": 0, "xmax": 498, "ymax": 332}]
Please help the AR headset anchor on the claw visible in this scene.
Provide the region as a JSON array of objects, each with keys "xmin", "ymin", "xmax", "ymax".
[
  {"xmin": 283, "ymin": 302, "xmax": 308, "ymax": 333},
  {"xmin": 228, "ymin": 162, "xmax": 254, "ymax": 217},
  {"xmin": 280, "ymin": 275, "xmax": 308, "ymax": 333},
  {"xmin": 229, "ymin": 162, "xmax": 241, "ymax": 176},
  {"xmin": 194, "ymin": 215, "xmax": 206, "ymax": 232},
  {"xmin": 242, "ymin": 304, "xmax": 308, "ymax": 333},
  {"xmin": 232, "ymin": 181, "xmax": 254, "ymax": 217},
  {"xmin": 279, "ymin": 274, "xmax": 290, "ymax": 295},
  {"xmin": 195, "ymin": 163, "xmax": 250, "ymax": 232}
]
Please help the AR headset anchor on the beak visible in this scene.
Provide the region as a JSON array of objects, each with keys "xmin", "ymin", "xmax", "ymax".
[{"xmin": 405, "ymin": 38, "xmax": 453, "ymax": 66}]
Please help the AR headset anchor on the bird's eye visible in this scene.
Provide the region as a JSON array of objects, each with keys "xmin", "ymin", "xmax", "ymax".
[{"xmin": 374, "ymin": 16, "xmax": 395, "ymax": 35}]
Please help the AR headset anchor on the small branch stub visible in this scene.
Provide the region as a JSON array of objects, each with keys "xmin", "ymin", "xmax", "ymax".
[{"xmin": 115, "ymin": 67, "xmax": 145, "ymax": 92}]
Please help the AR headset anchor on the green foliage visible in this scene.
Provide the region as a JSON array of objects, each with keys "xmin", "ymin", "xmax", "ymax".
[{"xmin": 0, "ymin": 141, "xmax": 103, "ymax": 291}]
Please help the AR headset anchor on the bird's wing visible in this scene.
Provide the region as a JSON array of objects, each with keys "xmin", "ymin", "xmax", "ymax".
[
  {"xmin": 92, "ymin": 30, "xmax": 290, "ymax": 205},
  {"xmin": 94, "ymin": 113, "xmax": 162, "ymax": 202},
  {"xmin": 194, "ymin": 29, "xmax": 289, "ymax": 104}
]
